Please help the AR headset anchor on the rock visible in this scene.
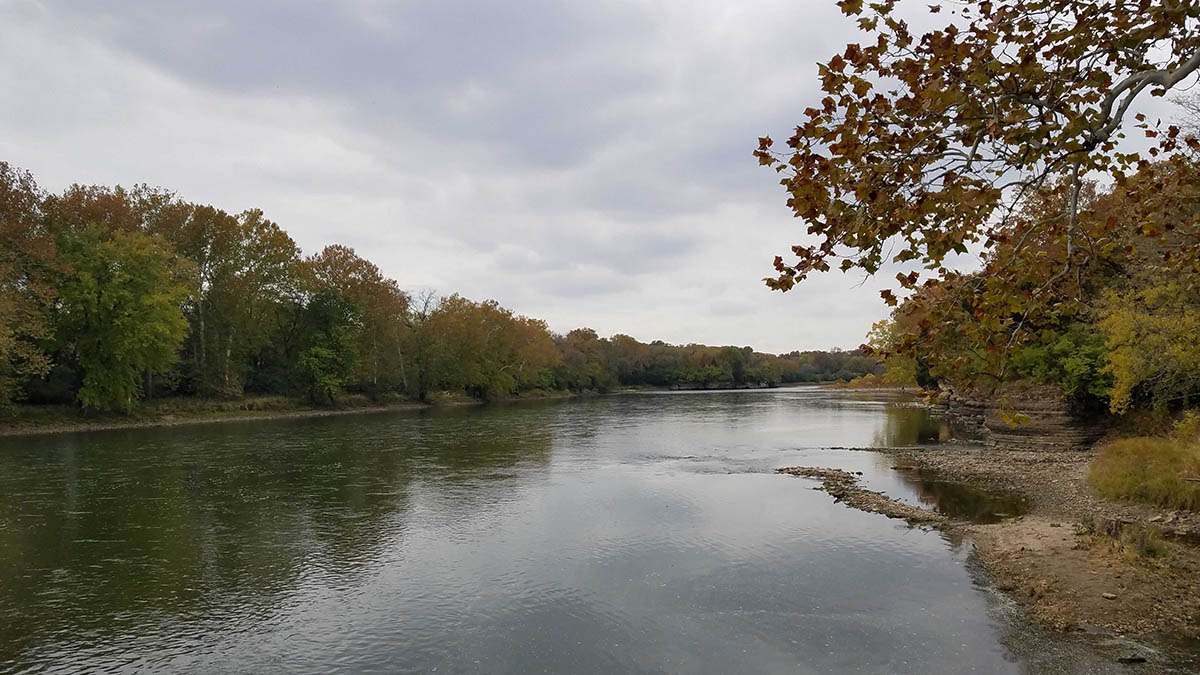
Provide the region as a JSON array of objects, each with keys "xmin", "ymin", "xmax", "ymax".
[
  {"xmin": 1102, "ymin": 592, "xmax": 1118, "ymax": 600},
  {"xmin": 777, "ymin": 465, "xmax": 947, "ymax": 526},
  {"xmin": 936, "ymin": 382, "xmax": 1105, "ymax": 451},
  {"xmin": 1148, "ymin": 515, "xmax": 1163, "ymax": 523}
]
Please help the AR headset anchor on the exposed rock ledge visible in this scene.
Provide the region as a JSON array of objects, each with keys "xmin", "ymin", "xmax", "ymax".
[
  {"xmin": 935, "ymin": 382, "xmax": 1105, "ymax": 451},
  {"xmin": 776, "ymin": 466, "xmax": 948, "ymax": 526}
]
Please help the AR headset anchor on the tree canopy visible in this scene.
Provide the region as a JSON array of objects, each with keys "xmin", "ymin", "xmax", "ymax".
[
  {"xmin": 758, "ymin": 0, "xmax": 1200, "ymax": 297},
  {"xmin": 759, "ymin": 0, "xmax": 1200, "ymax": 416},
  {"xmin": 0, "ymin": 162, "xmax": 878, "ymax": 413}
]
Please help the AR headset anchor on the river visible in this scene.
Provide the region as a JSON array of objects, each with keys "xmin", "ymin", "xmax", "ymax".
[{"xmin": 1, "ymin": 388, "xmax": 1033, "ymax": 674}]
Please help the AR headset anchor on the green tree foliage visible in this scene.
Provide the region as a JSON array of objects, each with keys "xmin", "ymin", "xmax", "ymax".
[
  {"xmin": 1101, "ymin": 279, "xmax": 1200, "ymax": 414},
  {"xmin": 873, "ymin": 154, "xmax": 1200, "ymax": 413},
  {"xmin": 1011, "ymin": 324, "xmax": 1112, "ymax": 403},
  {"xmin": 557, "ymin": 328, "xmax": 617, "ymax": 392},
  {"xmin": 305, "ymin": 245, "xmax": 409, "ymax": 396},
  {"xmin": 56, "ymin": 226, "xmax": 190, "ymax": 412},
  {"xmin": 864, "ymin": 321, "xmax": 918, "ymax": 388},
  {"xmin": 416, "ymin": 295, "xmax": 561, "ymax": 400},
  {"xmin": 295, "ymin": 290, "xmax": 358, "ymax": 406}
]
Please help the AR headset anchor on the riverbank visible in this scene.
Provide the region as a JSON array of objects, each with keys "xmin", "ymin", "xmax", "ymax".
[
  {"xmin": 0, "ymin": 390, "xmax": 576, "ymax": 438},
  {"xmin": 783, "ymin": 446, "xmax": 1200, "ymax": 670},
  {"xmin": 880, "ymin": 446, "xmax": 1200, "ymax": 639}
]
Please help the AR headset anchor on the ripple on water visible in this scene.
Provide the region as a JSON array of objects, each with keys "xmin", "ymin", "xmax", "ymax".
[{"xmin": 0, "ymin": 390, "xmax": 1029, "ymax": 674}]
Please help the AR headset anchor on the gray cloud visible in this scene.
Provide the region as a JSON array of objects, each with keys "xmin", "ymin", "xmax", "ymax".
[{"xmin": 0, "ymin": 0, "xmax": 934, "ymax": 352}]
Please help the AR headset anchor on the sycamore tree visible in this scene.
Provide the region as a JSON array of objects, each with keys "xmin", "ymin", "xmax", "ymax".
[
  {"xmin": 758, "ymin": 0, "xmax": 1200, "ymax": 396},
  {"xmin": 758, "ymin": 0, "xmax": 1200, "ymax": 297}
]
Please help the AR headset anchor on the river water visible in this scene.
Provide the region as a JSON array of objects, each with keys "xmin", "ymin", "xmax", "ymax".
[{"xmin": 1, "ymin": 388, "xmax": 1033, "ymax": 674}]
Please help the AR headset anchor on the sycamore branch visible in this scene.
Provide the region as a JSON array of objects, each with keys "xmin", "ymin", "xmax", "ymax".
[{"xmin": 1091, "ymin": 48, "xmax": 1200, "ymax": 144}]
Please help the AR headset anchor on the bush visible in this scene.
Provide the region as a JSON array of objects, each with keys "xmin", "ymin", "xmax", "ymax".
[
  {"xmin": 828, "ymin": 373, "xmax": 889, "ymax": 389},
  {"xmin": 1011, "ymin": 323, "xmax": 1113, "ymax": 404},
  {"xmin": 1089, "ymin": 416, "xmax": 1200, "ymax": 510}
]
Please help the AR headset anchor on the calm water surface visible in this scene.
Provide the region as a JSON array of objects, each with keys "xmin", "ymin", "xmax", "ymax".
[{"xmin": 0, "ymin": 388, "xmax": 1025, "ymax": 674}]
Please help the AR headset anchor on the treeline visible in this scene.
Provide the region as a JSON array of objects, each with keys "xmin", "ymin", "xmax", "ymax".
[{"xmin": 0, "ymin": 162, "xmax": 878, "ymax": 413}]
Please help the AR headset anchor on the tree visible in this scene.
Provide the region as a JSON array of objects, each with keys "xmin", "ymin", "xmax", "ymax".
[
  {"xmin": 305, "ymin": 245, "xmax": 409, "ymax": 395},
  {"xmin": 414, "ymin": 295, "xmax": 560, "ymax": 400},
  {"xmin": 0, "ymin": 162, "xmax": 55, "ymax": 407},
  {"xmin": 864, "ymin": 320, "xmax": 917, "ymax": 388},
  {"xmin": 758, "ymin": 1, "xmax": 1200, "ymax": 313},
  {"xmin": 56, "ymin": 226, "xmax": 190, "ymax": 412},
  {"xmin": 151, "ymin": 205, "xmax": 301, "ymax": 397},
  {"xmin": 605, "ymin": 334, "xmax": 651, "ymax": 384},
  {"xmin": 399, "ymin": 291, "xmax": 442, "ymax": 401},
  {"xmin": 295, "ymin": 290, "xmax": 358, "ymax": 406},
  {"xmin": 556, "ymin": 328, "xmax": 616, "ymax": 392},
  {"xmin": 1101, "ymin": 278, "xmax": 1200, "ymax": 413}
]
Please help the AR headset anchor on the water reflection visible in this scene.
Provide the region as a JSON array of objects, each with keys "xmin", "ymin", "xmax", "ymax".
[
  {"xmin": 891, "ymin": 467, "xmax": 1031, "ymax": 523},
  {"xmin": 0, "ymin": 405, "xmax": 554, "ymax": 670},
  {"xmin": 0, "ymin": 390, "xmax": 1028, "ymax": 674},
  {"xmin": 872, "ymin": 404, "xmax": 953, "ymax": 447}
]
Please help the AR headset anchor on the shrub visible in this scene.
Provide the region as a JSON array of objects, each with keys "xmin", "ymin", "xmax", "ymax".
[
  {"xmin": 1088, "ymin": 416, "xmax": 1200, "ymax": 510},
  {"xmin": 829, "ymin": 372, "xmax": 889, "ymax": 389},
  {"xmin": 1011, "ymin": 323, "xmax": 1113, "ymax": 404}
]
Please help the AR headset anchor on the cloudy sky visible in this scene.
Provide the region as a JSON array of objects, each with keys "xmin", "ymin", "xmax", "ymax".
[{"xmin": 1, "ymin": 1, "xmax": 1162, "ymax": 354}]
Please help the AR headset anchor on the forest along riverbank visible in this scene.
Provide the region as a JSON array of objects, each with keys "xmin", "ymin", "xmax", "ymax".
[{"xmin": 782, "ymin": 445, "xmax": 1200, "ymax": 670}]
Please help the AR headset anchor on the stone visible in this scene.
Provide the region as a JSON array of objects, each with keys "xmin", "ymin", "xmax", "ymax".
[{"xmin": 935, "ymin": 382, "xmax": 1105, "ymax": 451}]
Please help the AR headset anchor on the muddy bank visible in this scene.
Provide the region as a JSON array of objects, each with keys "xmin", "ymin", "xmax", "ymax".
[{"xmin": 780, "ymin": 449, "xmax": 1200, "ymax": 672}]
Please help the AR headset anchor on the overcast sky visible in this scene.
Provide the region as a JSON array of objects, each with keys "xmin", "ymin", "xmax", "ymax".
[{"xmin": 0, "ymin": 1, "xmax": 1176, "ymax": 354}]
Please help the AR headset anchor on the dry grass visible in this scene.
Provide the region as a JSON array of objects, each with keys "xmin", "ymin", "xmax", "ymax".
[
  {"xmin": 1088, "ymin": 425, "xmax": 1200, "ymax": 511},
  {"xmin": 827, "ymin": 372, "xmax": 890, "ymax": 389}
]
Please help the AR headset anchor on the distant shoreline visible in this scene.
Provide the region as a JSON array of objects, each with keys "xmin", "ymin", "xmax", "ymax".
[{"xmin": 0, "ymin": 382, "xmax": 866, "ymax": 439}]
